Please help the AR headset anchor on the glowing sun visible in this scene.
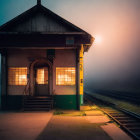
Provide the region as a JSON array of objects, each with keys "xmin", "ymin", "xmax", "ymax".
[{"xmin": 95, "ymin": 35, "xmax": 102, "ymax": 44}]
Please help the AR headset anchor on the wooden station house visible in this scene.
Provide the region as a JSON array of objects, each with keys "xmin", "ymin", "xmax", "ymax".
[{"xmin": 0, "ymin": 0, "xmax": 93, "ymax": 111}]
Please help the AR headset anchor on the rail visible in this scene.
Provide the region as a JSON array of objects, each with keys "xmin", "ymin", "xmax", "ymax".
[
  {"xmin": 85, "ymin": 92, "xmax": 140, "ymax": 140},
  {"xmin": 23, "ymin": 79, "xmax": 30, "ymax": 96}
]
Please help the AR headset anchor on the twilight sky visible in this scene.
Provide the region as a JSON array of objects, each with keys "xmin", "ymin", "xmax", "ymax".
[{"xmin": 0, "ymin": 0, "xmax": 140, "ymax": 93}]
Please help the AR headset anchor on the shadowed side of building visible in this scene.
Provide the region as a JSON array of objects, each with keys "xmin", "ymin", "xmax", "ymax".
[{"xmin": 0, "ymin": 0, "xmax": 93, "ymax": 111}]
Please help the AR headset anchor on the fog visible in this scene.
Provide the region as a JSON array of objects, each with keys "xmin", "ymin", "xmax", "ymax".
[{"xmin": 0, "ymin": 0, "xmax": 140, "ymax": 93}]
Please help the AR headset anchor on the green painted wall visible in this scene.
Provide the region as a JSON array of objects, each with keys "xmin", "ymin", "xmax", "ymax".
[
  {"xmin": 54, "ymin": 95, "xmax": 83, "ymax": 110},
  {"xmin": 1, "ymin": 95, "xmax": 23, "ymax": 110},
  {"xmin": 80, "ymin": 95, "xmax": 83, "ymax": 105},
  {"xmin": 54, "ymin": 95, "xmax": 77, "ymax": 109},
  {"xmin": 1, "ymin": 95, "xmax": 83, "ymax": 110}
]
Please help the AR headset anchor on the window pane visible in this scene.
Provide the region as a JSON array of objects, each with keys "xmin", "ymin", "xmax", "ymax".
[
  {"xmin": 36, "ymin": 68, "xmax": 48, "ymax": 84},
  {"xmin": 8, "ymin": 67, "xmax": 27, "ymax": 85},
  {"xmin": 56, "ymin": 67, "xmax": 75, "ymax": 85}
]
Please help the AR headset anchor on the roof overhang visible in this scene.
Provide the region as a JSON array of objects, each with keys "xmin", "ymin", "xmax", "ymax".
[{"xmin": 0, "ymin": 32, "xmax": 94, "ymax": 52}]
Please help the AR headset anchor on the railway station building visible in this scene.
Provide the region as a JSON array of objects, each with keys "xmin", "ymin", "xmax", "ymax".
[{"xmin": 0, "ymin": 0, "xmax": 93, "ymax": 111}]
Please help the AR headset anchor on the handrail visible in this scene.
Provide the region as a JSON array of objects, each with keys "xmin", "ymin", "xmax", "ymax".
[{"xmin": 23, "ymin": 78, "xmax": 30, "ymax": 96}]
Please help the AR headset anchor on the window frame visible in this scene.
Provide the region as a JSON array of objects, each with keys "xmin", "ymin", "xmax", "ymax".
[
  {"xmin": 8, "ymin": 67, "xmax": 28, "ymax": 86},
  {"xmin": 56, "ymin": 67, "xmax": 76, "ymax": 86}
]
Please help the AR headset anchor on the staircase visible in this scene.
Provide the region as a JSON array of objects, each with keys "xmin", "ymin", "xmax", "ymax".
[{"xmin": 23, "ymin": 96, "xmax": 53, "ymax": 111}]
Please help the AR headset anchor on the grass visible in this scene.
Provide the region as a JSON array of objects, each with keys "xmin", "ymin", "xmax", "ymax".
[
  {"xmin": 79, "ymin": 111, "xmax": 86, "ymax": 116},
  {"xmin": 53, "ymin": 110, "xmax": 64, "ymax": 115},
  {"xmin": 53, "ymin": 109, "xmax": 87, "ymax": 116}
]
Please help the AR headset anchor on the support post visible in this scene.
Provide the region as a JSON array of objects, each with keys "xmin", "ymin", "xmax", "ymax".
[
  {"xmin": 0, "ymin": 53, "xmax": 1, "ymax": 109},
  {"xmin": 0, "ymin": 49, "xmax": 7, "ymax": 110},
  {"xmin": 76, "ymin": 49, "xmax": 80, "ymax": 110},
  {"xmin": 79, "ymin": 44, "xmax": 84, "ymax": 105}
]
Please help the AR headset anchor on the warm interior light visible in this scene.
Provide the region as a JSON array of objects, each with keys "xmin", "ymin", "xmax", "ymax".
[
  {"xmin": 8, "ymin": 67, "xmax": 27, "ymax": 85},
  {"xmin": 56, "ymin": 67, "xmax": 75, "ymax": 85},
  {"xmin": 36, "ymin": 68, "xmax": 48, "ymax": 84},
  {"xmin": 18, "ymin": 75, "xmax": 27, "ymax": 85}
]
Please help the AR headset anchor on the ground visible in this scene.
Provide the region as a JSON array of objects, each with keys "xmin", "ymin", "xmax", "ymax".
[{"xmin": 0, "ymin": 106, "xmax": 133, "ymax": 140}]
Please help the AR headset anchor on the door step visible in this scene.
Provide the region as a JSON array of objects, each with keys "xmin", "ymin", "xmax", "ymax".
[{"xmin": 23, "ymin": 96, "xmax": 53, "ymax": 111}]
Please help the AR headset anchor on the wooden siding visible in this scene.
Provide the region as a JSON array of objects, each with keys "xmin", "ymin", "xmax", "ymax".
[
  {"xmin": 6, "ymin": 49, "xmax": 76, "ymax": 95},
  {"xmin": 53, "ymin": 49, "xmax": 76, "ymax": 95},
  {"xmin": 7, "ymin": 12, "xmax": 74, "ymax": 32}
]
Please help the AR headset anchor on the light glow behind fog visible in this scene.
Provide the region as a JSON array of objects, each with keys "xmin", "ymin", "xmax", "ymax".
[{"xmin": 0, "ymin": 0, "xmax": 140, "ymax": 92}]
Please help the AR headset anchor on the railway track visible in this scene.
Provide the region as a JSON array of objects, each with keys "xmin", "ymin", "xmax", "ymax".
[
  {"xmin": 92, "ymin": 90, "xmax": 140, "ymax": 104},
  {"xmin": 85, "ymin": 93, "xmax": 140, "ymax": 140}
]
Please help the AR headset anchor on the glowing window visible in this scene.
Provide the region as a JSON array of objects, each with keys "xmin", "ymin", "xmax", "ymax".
[
  {"xmin": 36, "ymin": 68, "xmax": 48, "ymax": 84},
  {"xmin": 56, "ymin": 67, "xmax": 75, "ymax": 85},
  {"xmin": 8, "ymin": 67, "xmax": 27, "ymax": 85}
]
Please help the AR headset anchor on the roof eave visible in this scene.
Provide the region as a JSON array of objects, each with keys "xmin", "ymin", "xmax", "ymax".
[{"xmin": 84, "ymin": 36, "xmax": 94, "ymax": 52}]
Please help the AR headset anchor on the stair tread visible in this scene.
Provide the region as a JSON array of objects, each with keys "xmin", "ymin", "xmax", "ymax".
[
  {"xmin": 25, "ymin": 98, "xmax": 53, "ymax": 100},
  {"xmin": 24, "ymin": 98, "xmax": 53, "ymax": 100},
  {"xmin": 24, "ymin": 100, "xmax": 53, "ymax": 102},
  {"xmin": 24, "ymin": 102, "xmax": 53, "ymax": 104},
  {"xmin": 24, "ymin": 107, "xmax": 51, "ymax": 109},
  {"xmin": 24, "ymin": 108, "xmax": 51, "ymax": 111},
  {"xmin": 24, "ymin": 96, "xmax": 52, "ymax": 99},
  {"xmin": 24, "ymin": 104, "xmax": 51, "ymax": 106},
  {"xmin": 23, "ymin": 96, "xmax": 53, "ymax": 111}
]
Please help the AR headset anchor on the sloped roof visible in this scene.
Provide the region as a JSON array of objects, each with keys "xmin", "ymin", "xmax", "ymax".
[
  {"xmin": 0, "ymin": 4, "xmax": 90, "ymax": 35},
  {"xmin": 0, "ymin": 2, "xmax": 94, "ymax": 51}
]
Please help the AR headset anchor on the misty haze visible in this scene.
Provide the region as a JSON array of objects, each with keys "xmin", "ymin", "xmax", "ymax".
[{"xmin": 0, "ymin": 0, "xmax": 140, "ymax": 95}]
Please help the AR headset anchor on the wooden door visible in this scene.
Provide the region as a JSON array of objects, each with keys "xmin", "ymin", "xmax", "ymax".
[{"xmin": 35, "ymin": 67, "xmax": 49, "ymax": 96}]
